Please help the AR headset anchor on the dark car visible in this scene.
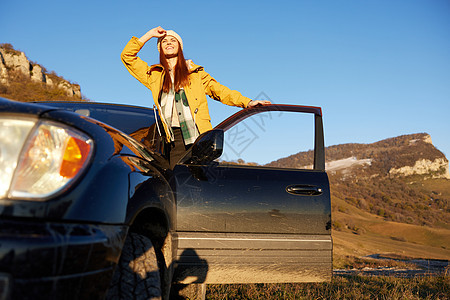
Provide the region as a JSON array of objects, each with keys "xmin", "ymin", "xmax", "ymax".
[{"xmin": 0, "ymin": 98, "xmax": 331, "ymax": 299}]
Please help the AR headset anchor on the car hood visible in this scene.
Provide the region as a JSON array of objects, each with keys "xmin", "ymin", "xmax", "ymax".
[{"xmin": 0, "ymin": 97, "xmax": 63, "ymax": 116}]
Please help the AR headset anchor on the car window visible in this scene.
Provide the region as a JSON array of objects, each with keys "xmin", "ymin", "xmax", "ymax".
[{"xmin": 218, "ymin": 110, "xmax": 315, "ymax": 169}]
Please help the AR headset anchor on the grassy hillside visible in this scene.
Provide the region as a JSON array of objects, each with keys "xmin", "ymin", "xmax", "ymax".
[
  {"xmin": 331, "ymin": 176, "xmax": 450, "ymax": 269},
  {"xmin": 332, "ymin": 201, "xmax": 450, "ymax": 263},
  {"xmin": 331, "ymin": 175, "xmax": 449, "ymax": 228},
  {"xmin": 0, "ymin": 69, "xmax": 86, "ymax": 102}
]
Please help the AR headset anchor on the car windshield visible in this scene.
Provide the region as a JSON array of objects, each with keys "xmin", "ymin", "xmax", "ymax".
[{"xmin": 39, "ymin": 102, "xmax": 156, "ymax": 135}]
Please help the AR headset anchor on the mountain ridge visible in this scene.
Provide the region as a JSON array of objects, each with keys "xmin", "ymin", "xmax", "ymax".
[{"xmin": 268, "ymin": 132, "xmax": 449, "ymax": 180}]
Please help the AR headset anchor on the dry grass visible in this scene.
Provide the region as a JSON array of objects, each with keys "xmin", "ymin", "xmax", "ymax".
[
  {"xmin": 333, "ymin": 254, "xmax": 421, "ymax": 270},
  {"xmin": 206, "ymin": 275, "xmax": 449, "ymax": 299},
  {"xmin": 333, "ymin": 230, "xmax": 450, "ymax": 265}
]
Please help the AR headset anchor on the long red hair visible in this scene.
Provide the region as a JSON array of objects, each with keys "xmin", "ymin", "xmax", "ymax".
[{"xmin": 160, "ymin": 41, "xmax": 190, "ymax": 93}]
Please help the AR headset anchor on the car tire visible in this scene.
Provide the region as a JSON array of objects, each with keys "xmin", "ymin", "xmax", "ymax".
[{"xmin": 106, "ymin": 232, "xmax": 162, "ymax": 300}]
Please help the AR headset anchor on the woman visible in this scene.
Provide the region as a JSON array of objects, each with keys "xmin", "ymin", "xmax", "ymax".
[{"xmin": 121, "ymin": 26, "xmax": 270, "ymax": 168}]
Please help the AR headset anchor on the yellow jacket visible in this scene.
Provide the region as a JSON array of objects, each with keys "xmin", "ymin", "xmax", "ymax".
[{"xmin": 121, "ymin": 37, "xmax": 252, "ymax": 142}]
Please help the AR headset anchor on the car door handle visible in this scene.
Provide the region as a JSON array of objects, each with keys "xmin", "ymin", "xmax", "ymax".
[{"xmin": 286, "ymin": 185, "xmax": 323, "ymax": 196}]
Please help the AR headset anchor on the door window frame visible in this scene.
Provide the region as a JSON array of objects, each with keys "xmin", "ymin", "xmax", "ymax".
[{"xmin": 214, "ymin": 104, "xmax": 325, "ymax": 171}]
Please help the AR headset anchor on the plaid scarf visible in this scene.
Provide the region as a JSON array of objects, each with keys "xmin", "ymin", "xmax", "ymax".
[
  {"xmin": 174, "ymin": 89, "xmax": 199, "ymax": 145},
  {"xmin": 160, "ymin": 88, "xmax": 199, "ymax": 145}
]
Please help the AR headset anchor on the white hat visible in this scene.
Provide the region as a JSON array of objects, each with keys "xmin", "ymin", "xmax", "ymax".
[{"xmin": 157, "ymin": 30, "xmax": 183, "ymax": 52}]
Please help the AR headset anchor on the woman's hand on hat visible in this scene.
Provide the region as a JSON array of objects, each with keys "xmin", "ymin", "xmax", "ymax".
[
  {"xmin": 247, "ymin": 100, "xmax": 271, "ymax": 108},
  {"xmin": 149, "ymin": 26, "xmax": 167, "ymax": 38},
  {"xmin": 139, "ymin": 26, "xmax": 166, "ymax": 43}
]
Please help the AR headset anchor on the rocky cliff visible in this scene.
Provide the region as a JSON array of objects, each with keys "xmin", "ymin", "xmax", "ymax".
[
  {"xmin": 388, "ymin": 157, "xmax": 450, "ymax": 179},
  {"xmin": 0, "ymin": 43, "xmax": 81, "ymax": 99}
]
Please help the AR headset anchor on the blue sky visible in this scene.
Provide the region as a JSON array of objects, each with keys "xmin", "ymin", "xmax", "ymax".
[{"xmin": 1, "ymin": 0, "xmax": 449, "ymax": 161}]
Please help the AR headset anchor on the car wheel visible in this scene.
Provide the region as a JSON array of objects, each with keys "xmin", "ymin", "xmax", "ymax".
[{"xmin": 106, "ymin": 232, "xmax": 162, "ymax": 300}]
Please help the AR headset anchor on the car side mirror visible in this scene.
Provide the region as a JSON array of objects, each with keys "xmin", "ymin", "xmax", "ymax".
[{"xmin": 189, "ymin": 129, "xmax": 224, "ymax": 164}]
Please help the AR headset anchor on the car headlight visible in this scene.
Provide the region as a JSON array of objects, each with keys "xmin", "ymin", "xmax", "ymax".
[{"xmin": 0, "ymin": 117, "xmax": 93, "ymax": 200}]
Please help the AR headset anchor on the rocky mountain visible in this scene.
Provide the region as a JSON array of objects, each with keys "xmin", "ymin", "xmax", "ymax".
[
  {"xmin": 0, "ymin": 43, "xmax": 84, "ymax": 101},
  {"xmin": 268, "ymin": 133, "xmax": 449, "ymax": 180}
]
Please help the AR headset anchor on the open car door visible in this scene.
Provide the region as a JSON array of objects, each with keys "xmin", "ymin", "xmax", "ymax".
[{"xmin": 172, "ymin": 104, "xmax": 331, "ymax": 284}]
